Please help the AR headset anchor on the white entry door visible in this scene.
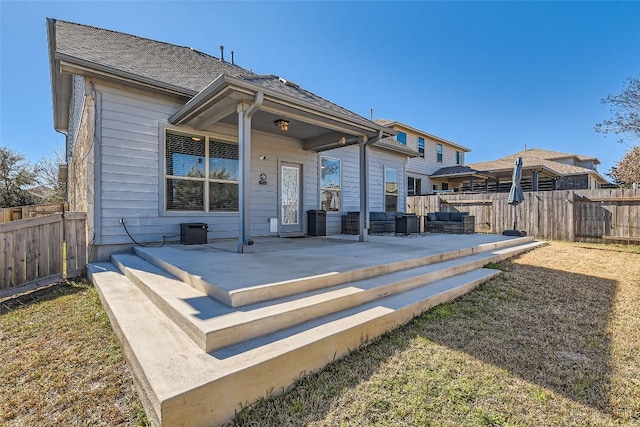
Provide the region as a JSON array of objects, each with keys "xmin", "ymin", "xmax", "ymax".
[{"xmin": 279, "ymin": 162, "xmax": 303, "ymax": 236}]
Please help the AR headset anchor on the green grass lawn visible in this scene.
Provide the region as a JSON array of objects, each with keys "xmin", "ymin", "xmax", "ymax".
[{"xmin": 2, "ymin": 242, "xmax": 639, "ymax": 426}]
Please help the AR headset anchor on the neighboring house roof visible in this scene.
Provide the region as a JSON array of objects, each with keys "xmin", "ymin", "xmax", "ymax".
[
  {"xmin": 468, "ymin": 153, "xmax": 608, "ymax": 183},
  {"xmin": 504, "ymin": 148, "xmax": 600, "ymax": 165},
  {"xmin": 373, "ymin": 136, "xmax": 420, "ymax": 157},
  {"xmin": 374, "ymin": 119, "xmax": 471, "ymax": 152},
  {"xmin": 429, "ymin": 165, "xmax": 493, "ymax": 180},
  {"xmin": 48, "ymin": 19, "xmax": 390, "ymax": 143}
]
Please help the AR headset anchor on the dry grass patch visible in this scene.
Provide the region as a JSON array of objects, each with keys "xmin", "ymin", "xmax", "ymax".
[
  {"xmin": 233, "ymin": 241, "xmax": 640, "ymax": 426},
  {"xmin": 0, "ymin": 279, "xmax": 148, "ymax": 426}
]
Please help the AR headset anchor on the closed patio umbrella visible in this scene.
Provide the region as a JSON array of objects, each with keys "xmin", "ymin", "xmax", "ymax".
[{"xmin": 504, "ymin": 157, "xmax": 525, "ymax": 235}]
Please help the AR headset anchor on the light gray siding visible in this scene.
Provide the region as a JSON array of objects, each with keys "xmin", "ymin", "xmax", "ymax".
[
  {"xmin": 97, "ymin": 83, "xmax": 183, "ymax": 245},
  {"xmin": 94, "ymin": 83, "xmax": 321, "ymax": 247},
  {"xmin": 323, "ymin": 145, "xmax": 407, "ymax": 233},
  {"xmin": 91, "ymin": 82, "xmax": 409, "ymax": 254},
  {"xmin": 249, "ymin": 132, "xmax": 319, "ymax": 237},
  {"xmin": 403, "ymin": 133, "xmax": 465, "ymax": 193}
]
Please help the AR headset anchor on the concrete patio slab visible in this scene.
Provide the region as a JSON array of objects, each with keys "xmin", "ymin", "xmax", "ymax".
[
  {"xmin": 92, "ymin": 233, "xmax": 546, "ymax": 426},
  {"xmin": 134, "ymin": 234, "xmax": 531, "ymax": 307}
]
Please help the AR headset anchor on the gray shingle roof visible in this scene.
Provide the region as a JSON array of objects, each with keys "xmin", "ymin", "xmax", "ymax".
[
  {"xmin": 467, "ymin": 157, "xmax": 608, "ymax": 183},
  {"xmin": 53, "ymin": 20, "xmax": 368, "ymax": 122},
  {"xmin": 430, "ymin": 166, "xmax": 482, "ymax": 177},
  {"xmin": 55, "ymin": 20, "xmax": 251, "ymax": 93},
  {"xmin": 241, "ymin": 75, "xmax": 365, "ymax": 121},
  {"xmin": 503, "ymin": 148, "xmax": 600, "ymax": 164},
  {"xmin": 373, "ymin": 136, "xmax": 420, "ymax": 157}
]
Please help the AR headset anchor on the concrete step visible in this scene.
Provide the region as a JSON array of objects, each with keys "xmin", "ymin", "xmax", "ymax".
[
  {"xmin": 112, "ymin": 240, "xmax": 543, "ymax": 353},
  {"xmin": 134, "ymin": 236, "xmax": 536, "ymax": 307},
  {"xmin": 88, "ymin": 261, "xmax": 500, "ymax": 427}
]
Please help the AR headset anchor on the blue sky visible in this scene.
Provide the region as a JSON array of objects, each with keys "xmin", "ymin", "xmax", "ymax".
[{"xmin": 1, "ymin": 1, "xmax": 639, "ymax": 178}]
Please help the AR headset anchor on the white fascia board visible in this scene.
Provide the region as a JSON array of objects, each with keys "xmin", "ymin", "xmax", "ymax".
[
  {"xmin": 384, "ymin": 121, "xmax": 471, "ymax": 152},
  {"xmin": 48, "ymin": 18, "xmax": 69, "ymax": 133},
  {"xmin": 223, "ymin": 76, "xmax": 392, "ymax": 138},
  {"xmin": 58, "ymin": 57, "xmax": 194, "ymax": 99}
]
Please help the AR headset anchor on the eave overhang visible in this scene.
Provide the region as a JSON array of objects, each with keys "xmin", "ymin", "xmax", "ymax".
[
  {"xmin": 378, "ymin": 120, "xmax": 471, "ymax": 152},
  {"xmin": 47, "ymin": 18, "xmax": 195, "ymax": 134},
  {"xmin": 48, "ymin": 18, "xmax": 71, "ymax": 133},
  {"xmin": 482, "ymin": 164, "xmax": 562, "ymax": 179},
  {"xmin": 372, "ymin": 138, "xmax": 420, "ymax": 158},
  {"xmin": 430, "ymin": 171, "xmax": 495, "ymax": 180}
]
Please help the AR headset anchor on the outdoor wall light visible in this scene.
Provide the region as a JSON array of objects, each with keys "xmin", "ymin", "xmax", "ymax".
[
  {"xmin": 339, "ymin": 136, "xmax": 346, "ymax": 145},
  {"xmin": 274, "ymin": 119, "xmax": 289, "ymax": 132}
]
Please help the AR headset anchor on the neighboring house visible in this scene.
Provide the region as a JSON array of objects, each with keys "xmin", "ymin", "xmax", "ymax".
[
  {"xmin": 375, "ymin": 120, "xmax": 471, "ymax": 194},
  {"xmin": 466, "ymin": 148, "xmax": 609, "ymax": 192},
  {"xmin": 48, "ymin": 19, "xmax": 417, "ymax": 260}
]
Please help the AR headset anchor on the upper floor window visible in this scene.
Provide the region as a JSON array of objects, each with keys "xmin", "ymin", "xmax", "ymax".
[
  {"xmin": 418, "ymin": 137, "xmax": 425, "ymax": 158},
  {"xmin": 456, "ymin": 151, "xmax": 462, "ymax": 165},
  {"xmin": 320, "ymin": 156, "xmax": 341, "ymax": 212},
  {"xmin": 165, "ymin": 129, "xmax": 238, "ymax": 212},
  {"xmin": 437, "ymin": 144, "xmax": 443, "ymax": 163},
  {"xmin": 397, "ymin": 132, "xmax": 407, "ymax": 145}
]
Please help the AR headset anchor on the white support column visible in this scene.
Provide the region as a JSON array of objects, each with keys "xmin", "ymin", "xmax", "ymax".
[
  {"xmin": 237, "ymin": 105, "xmax": 247, "ymax": 253},
  {"xmin": 359, "ymin": 135, "xmax": 369, "ymax": 242},
  {"xmin": 236, "ymin": 93, "xmax": 263, "ymax": 253}
]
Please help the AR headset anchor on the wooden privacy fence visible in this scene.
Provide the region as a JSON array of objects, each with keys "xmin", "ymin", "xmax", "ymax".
[
  {"xmin": 407, "ymin": 188, "xmax": 640, "ymax": 243},
  {"xmin": 0, "ymin": 203, "xmax": 68, "ymax": 223},
  {"xmin": 0, "ymin": 212, "xmax": 87, "ymax": 298}
]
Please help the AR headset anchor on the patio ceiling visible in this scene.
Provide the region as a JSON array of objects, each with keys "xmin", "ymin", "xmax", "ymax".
[{"xmin": 168, "ymin": 75, "xmax": 394, "ymax": 151}]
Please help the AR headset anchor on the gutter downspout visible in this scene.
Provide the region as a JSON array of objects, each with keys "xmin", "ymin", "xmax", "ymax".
[
  {"xmin": 237, "ymin": 92, "xmax": 264, "ymax": 253},
  {"xmin": 359, "ymin": 130, "xmax": 384, "ymax": 242}
]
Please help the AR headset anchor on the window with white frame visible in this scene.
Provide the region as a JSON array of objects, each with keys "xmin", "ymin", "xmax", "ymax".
[
  {"xmin": 437, "ymin": 144, "xmax": 443, "ymax": 163},
  {"xmin": 397, "ymin": 132, "xmax": 407, "ymax": 145},
  {"xmin": 418, "ymin": 137, "xmax": 425, "ymax": 158},
  {"xmin": 456, "ymin": 150, "xmax": 462, "ymax": 165},
  {"xmin": 408, "ymin": 176, "xmax": 422, "ymax": 196},
  {"xmin": 320, "ymin": 156, "xmax": 341, "ymax": 212},
  {"xmin": 165, "ymin": 129, "xmax": 239, "ymax": 212},
  {"xmin": 385, "ymin": 167, "xmax": 398, "ymax": 212}
]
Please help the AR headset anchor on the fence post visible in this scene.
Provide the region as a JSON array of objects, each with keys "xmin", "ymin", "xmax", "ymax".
[
  {"xmin": 62, "ymin": 206, "xmax": 67, "ymax": 280},
  {"xmin": 568, "ymin": 191, "xmax": 576, "ymax": 242}
]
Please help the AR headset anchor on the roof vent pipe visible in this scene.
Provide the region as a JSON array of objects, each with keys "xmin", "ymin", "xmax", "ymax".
[
  {"xmin": 370, "ymin": 108, "xmax": 373, "ymax": 121},
  {"xmin": 220, "ymin": 45, "xmax": 225, "ymax": 61},
  {"xmin": 231, "ymin": 51, "xmax": 235, "ymax": 65}
]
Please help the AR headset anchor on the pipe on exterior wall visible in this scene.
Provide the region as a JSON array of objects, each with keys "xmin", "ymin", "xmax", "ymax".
[
  {"xmin": 359, "ymin": 130, "xmax": 384, "ymax": 243},
  {"xmin": 237, "ymin": 92, "xmax": 264, "ymax": 253}
]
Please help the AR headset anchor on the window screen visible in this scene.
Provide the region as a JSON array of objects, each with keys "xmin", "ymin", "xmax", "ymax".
[{"xmin": 165, "ymin": 129, "xmax": 239, "ymax": 212}]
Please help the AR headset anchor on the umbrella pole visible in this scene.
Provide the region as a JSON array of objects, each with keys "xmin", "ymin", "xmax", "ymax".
[{"xmin": 513, "ymin": 204, "xmax": 517, "ymax": 230}]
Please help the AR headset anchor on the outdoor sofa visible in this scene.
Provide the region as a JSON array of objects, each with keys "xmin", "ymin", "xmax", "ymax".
[
  {"xmin": 341, "ymin": 211, "xmax": 398, "ymax": 234},
  {"xmin": 425, "ymin": 211, "xmax": 475, "ymax": 234}
]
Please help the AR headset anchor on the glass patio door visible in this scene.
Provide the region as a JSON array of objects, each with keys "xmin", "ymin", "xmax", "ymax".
[{"xmin": 279, "ymin": 162, "xmax": 303, "ymax": 235}]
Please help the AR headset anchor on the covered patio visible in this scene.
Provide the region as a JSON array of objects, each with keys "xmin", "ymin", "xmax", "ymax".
[{"xmin": 168, "ymin": 75, "xmax": 396, "ymax": 252}]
